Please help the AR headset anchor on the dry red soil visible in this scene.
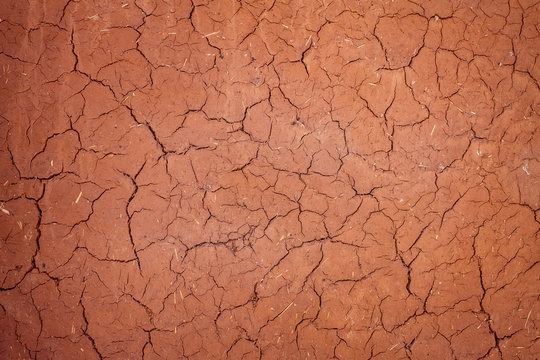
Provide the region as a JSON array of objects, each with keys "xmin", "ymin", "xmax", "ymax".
[{"xmin": 1, "ymin": 0, "xmax": 539, "ymax": 359}]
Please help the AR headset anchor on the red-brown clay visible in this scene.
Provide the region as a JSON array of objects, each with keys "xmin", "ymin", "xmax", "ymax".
[{"xmin": 1, "ymin": 0, "xmax": 539, "ymax": 359}]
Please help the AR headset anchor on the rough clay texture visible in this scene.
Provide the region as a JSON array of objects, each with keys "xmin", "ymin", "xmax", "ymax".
[{"xmin": 0, "ymin": 0, "xmax": 539, "ymax": 359}]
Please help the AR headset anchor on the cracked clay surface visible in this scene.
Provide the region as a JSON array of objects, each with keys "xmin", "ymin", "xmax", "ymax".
[{"xmin": 1, "ymin": 0, "xmax": 539, "ymax": 359}]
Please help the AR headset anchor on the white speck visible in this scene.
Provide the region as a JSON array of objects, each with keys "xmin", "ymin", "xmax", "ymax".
[
  {"xmin": 522, "ymin": 164, "xmax": 530, "ymax": 175},
  {"xmin": 399, "ymin": 199, "xmax": 403, "ymax": 202},
  {"xmin": 476, "ymin": 149, "xmax": 482, "ymax": 156},
  {"xmin": 509, "ymin": 51, "xmax": 514, "ymax": 56}
]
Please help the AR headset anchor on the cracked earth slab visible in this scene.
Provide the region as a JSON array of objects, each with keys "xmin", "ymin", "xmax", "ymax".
[{"xmin": 1, "ymin": 0, "xmax": 539, "ymax": 359}]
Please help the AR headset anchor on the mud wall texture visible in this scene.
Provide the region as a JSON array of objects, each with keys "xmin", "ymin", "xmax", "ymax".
[{"xmin": 0, "ymin": 0, "xmax": 539, "ymax": 359}]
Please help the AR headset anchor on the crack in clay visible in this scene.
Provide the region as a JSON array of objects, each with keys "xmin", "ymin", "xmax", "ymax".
[{"xmin": 0, "ymin": 0, "xmax": 538, "ymax": 358}]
